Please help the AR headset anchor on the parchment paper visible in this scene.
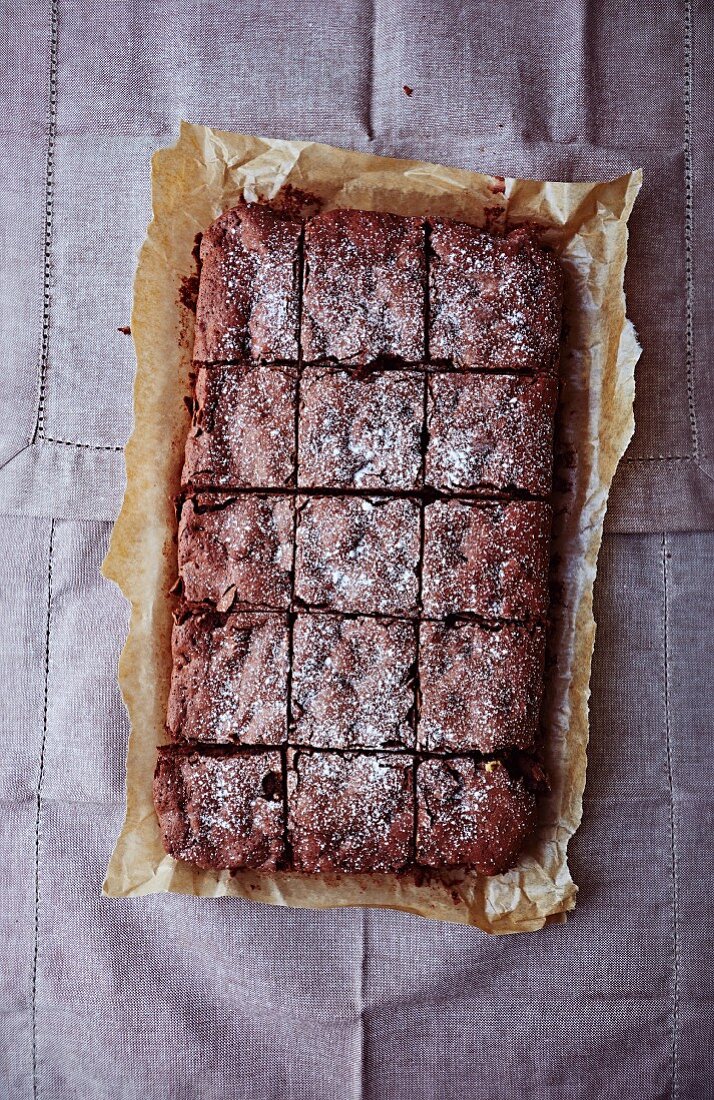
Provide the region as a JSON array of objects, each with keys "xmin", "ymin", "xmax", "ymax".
[{"xmin": 102, "ymin": 122, "xmax": 641, "ymax": 933}]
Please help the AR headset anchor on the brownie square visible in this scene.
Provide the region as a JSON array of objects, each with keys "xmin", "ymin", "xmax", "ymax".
[
  {"xmin": 294, "ymin": 496, "xmax": 421, "ymax": 616},
  {"xmin": 301, "ymin": 209, "xmax": 426, "ymax": 364},
  {"xmin": 287, "ymin": 750, "xmax": 414, "ymax": 872},
  {"xmin": 182, "ymin": 364, "xmax": 297, "ymax": 490},
  {"xmin": 416, "ymin": 758, "xmax": 536, "ymax": 875},
  {"xmin": 178, "ymin": 495, "xmax": 294, "ymax": 611},
  {"xmin": 292, "ymin": 615, "xmax": 417, "ymax": 750},
  {"xmin": 425, "ymin": 372, "xmax": 557, "ymax": 496},
  {"xmin": 418, "ymin": 620, "xmax": 545, "ymax": 753},
  {"xmin": 193, "ymin": 203, "xmax": 301, "ymax": 363},
  {"xmin": 298, "ymin": 368, "xmax": 424, "ymax": 490},
  {"xmin": 428, "ymin": 221, "xmax": 563, "ymax": 371},
  {"xmin": 153, "ymin": 746, "xmax": 285, "ymax": 871},
  {"xmin": 167, "ymin": 610, "xmax": 290, "ymax": 746},
  {"xmin": 422, "ymin": 500, "xmax": 551, "ymax": 621}
]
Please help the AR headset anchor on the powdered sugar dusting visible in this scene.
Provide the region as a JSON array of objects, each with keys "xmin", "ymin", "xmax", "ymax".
[
  {"xmin": 425, "ymin": 372, "xmax": 557, "ymax": 496},
  {"xmin": 418, "ymin": 620, "xmax": 545, "ymax": 753},
  {"xmin": 302, "ymin": 210, "xmax": 426, "ymax": 363},
  {"xmin": 294, "ymin": 495, "xmax": 421, "ymax": 615},
  {"xmin": 178, "ymin": 495, "xmax": 294, "ymax": 610},
  {"xmin": 422, "ymin": 499, "xmax": 551, "ymax": 620},
  {"xmin": 288, "ymin": 750, "xmax": 413, "ymax": 872},
  {"xmin": 167, "ymin": 611, "xmax": 290, "ymax": 745},
  {"xmin": 299, "ymin": 368, "xmax": 423, "ymax": 489},
  {"xmin": 429, "ymin": 220, "xmax": 563, "ymax": 372},
  {"xmin": 183, "ymin": 364, "xmax": 297, "ymax": 489},
  {"xmin": 292, "ymin": 614, "xmax": 417, "ymax": 749}
]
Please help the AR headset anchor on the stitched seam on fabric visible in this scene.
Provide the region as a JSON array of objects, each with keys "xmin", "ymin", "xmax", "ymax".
[
  {"xmin": 31, "ymin": 520, "xmax": 54, "ymax": 1100},
  {"xmin": 32, "ymin": 0, "xmax": 58, "ymax": 447},
  {"xmin": 43, "ymin": 437, "xmax": 124, "ymax": 452},
  {"xmin": 354, "ymin": 909, "xmax": 366, "ymax": 1100},
  {"xmin": 662, "ymin": 534, "xmax": 680, "ymax": 1100},
  {"xmin": 365, "ymin": 0, "xmax": 375, "ymax": 141},
  {"xmin": 684, "ymin": 0, "xmax": 698, "ymax": 463},
  {"xmin": 622, "ymin": 455, "xmax": 693, "ymax": 464},
  {"xmin": 31, "ymin": 0, "xmax": 124, "ymax": 456}
]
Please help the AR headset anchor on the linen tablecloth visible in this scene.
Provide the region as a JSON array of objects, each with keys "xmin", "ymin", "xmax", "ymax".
[{"xmin": 1, "ymin": 3, "xmax": 712, "ymax": 1097}]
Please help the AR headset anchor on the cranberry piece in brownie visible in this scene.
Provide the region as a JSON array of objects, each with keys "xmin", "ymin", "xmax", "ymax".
[
  {"xmin": 287, "ymin": 750, "xmax": 414, "ymax": 872},
  {"xmin": 428, "ymin": 221, "xmax": 563, "ymax": 371},
  {"xmin": 422, "ymin": 500, "xmax": 551, "ymax": 621},
  {"xmin": 292, "ymin": 615, "xmax": 417, "ymax": 750},
  {"xmin": 416, "ymin": 758, "xmax": 536, "ymax": 874},
  {"xmin": 302, "ymin": 209, "xmax": 426, "ymax": 364},
  {"xmin": 153, "ymin": 746, "xmax": 285, "ymax": 871},
  {"xmin": 183, "ymin": 365, "xmax": 297, "ymax": 490},
  {"xmin": 193, "ymin": 203, "xmax": 301, "ymax": 363},
  {"xmin": 298, "ymin": 368, "xmax": 424, "ymax": 490},
  {"xmin": 167, "ymin": 611, "xmax": 290, "ymax": 746},
  {"xmin": 425, "ymin": 372, "xmax": 557, "ymax": 497},
  {"xmin": 294, "ymin": 496, "xmax": 421, "ymax": 616},
  {"xmin": 178, "ymin": 495, "xmax": 294, "ymax": 611},
  {"xmin": 418, "ymin": 620, "xmax": 545, "ymax": 753}
]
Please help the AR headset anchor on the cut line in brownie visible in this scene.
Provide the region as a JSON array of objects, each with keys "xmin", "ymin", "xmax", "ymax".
[
  {"xmin": 422, "ymin": 499, "xmax": 551, "ymax": 621},
  {"xmin": 153, "ymin": 746, "xmax": 286, "ymax": 871},
  {"xmin": 183, "ymin": 364, "xmax": 297, "ymax": 491},
  {"xmin": 294, "ymin": 495, "xmax": 421, "ymax": 616},
  {"xmin": 301, "ymin": 209, "xmax": 426, "ymax": 364},
  {"xmin": 416, "ymin": 757, "xmax": 537, "ymax": 874},
  {"xmin": 193, "ymin": 203, "xmax": 301, "ymax": 363},
  {"xmin": 167, "ymin": 609, "xmax": 290, "ymax": 746},
  {"xmin": 298, "ymin": 367, "xmax": 424, "ymax": 490},
  {"xmin": 291, "ymin": 614, "xmax": 417, "ymax": 750},
  {"xmin": 287, "ymin": 749, "xmax": 414, "ymax": 872},
  {"xmin": 425, "ymin": 371, "xmax": 557, "ymax": 497},
  {"xmin": 178, "ymin": 494, "xmax": 294, "ymax": 611},
  {"xmin": 428, "ymin": 220, "xmax": 563, "ymax": 372},
  {"xmin": 417, "ymin": 620, "xmax": 546, "ymax": 754}
]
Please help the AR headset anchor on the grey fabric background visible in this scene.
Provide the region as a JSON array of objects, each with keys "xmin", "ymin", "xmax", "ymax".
[{"xmin": 1, "ymin": 2, "xmax": 712, "ymax": 1097}]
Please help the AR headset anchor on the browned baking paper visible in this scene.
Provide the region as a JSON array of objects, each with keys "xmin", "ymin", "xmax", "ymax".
[{"xmin": 102, "ymin": 122, "xmax": 641, "ymax": 932}]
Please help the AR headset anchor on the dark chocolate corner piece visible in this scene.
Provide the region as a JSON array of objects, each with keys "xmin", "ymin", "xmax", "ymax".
[
  {"xmin": 153, "ymin": 746, "xmax": 286, "ymax": 871},
  {"xmin": 416, "ymin": 757, "xmax": 537, "ymax": 874},
  {"xmin": 428, "ymin": 219, "xmax": 563, "ymax": 372},
  {"xmin": 194, "ymin": 203, "xmax": 301, "ymax": 363}
]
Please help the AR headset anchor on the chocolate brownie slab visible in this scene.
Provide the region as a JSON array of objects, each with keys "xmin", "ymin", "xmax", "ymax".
[
  {"xmin": 178, "ymin": 495, "xmax": 294, "ymax": 611},
  {"xmin": 425, "ymin": 371, "xmax": 557, "ymax": 497},
  {"xmin": 416, "ymin": 757, "xmax": 537, "ymax": 874},
  {"xmin": 292, "ymin": 614, "xmax": 417, "ymax": 750},
  {"xmin": 167, "ymin": 610, "xmax": 290, "ymax": 746},
  {"xmin": 417, "ymin": 620, "xmax": 546, "ymax": 753},
  {"xmin": 428, "ymin": 221, "xmax": 563, "ymax": 371},
  {"xmin": 287, "ymin": 750, "xmax": 414, "ymax": 872},
  {"xmin": 183, "ymin": 364, "xmax": 297, "ymax": 490},
  {"xmin": 422, "ymin": 499, "xmax": 551, "ymax": 621},
  {"xmin": 154, "ymin": 746, "xmax": 286, "ymax": 871},
  {"xmin": 193, "ymin": 203, "xmax": 301, "ymax": 362},
  {"xmin": 294, "ymin": 495, "xmax": 421, "ymax": 616},
  {"xmin": 298, "ymin": 367, "xmax": 424, "ymax": 490},
  {"xmin": 301, "ymin": 209, "xmax": 426, "ymax": 364}
]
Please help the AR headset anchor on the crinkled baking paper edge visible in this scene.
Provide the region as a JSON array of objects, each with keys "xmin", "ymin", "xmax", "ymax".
[{"xmin": 102, "ymin": 122, "xmax": 641, "ymax": 933}]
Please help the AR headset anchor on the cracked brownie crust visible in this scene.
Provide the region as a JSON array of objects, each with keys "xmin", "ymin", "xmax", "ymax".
[
  {"xmin": 193, "ymin": 203, "xmax": 301, "ymax": 363},
  {"xmin": 154, "ymin": 200, "xmax": 563, "ymax": 878},
  {"xmin": 183, "ymin": 364, "xmax": 297, "ymax": 491},
  {"xmin": 287, "ymin": 750, "xmax": 414, "ymax": 873},
  {"xmin": 301, "ymin": 209, "xmax": 426, "ymax": 364},
  {"xmin": 167, "ymin": 610, "xmax": 290, "ymax": 746},
  {"xmin": 154, "ymin": 746, "xmax": 286, "ymax": 871}
]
